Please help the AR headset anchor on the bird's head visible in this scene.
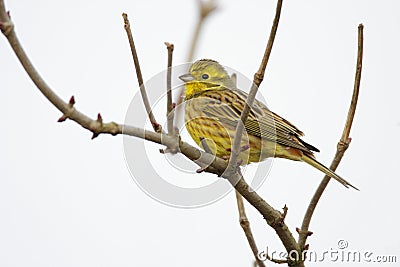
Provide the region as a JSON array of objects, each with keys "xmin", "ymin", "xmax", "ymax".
[{"xmin": 179, "ymin": 59, "xmax": 235, "ymax": 98}]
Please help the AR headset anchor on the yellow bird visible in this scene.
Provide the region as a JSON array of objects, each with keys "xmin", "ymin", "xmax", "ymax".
[{"xmin": 179, "ymin": 59, "xmax": 358, "ymax": 190}]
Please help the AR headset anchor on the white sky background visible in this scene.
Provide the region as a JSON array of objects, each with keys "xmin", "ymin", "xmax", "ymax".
[{"xmin": 1, "ymin": 0, "xmax": 400, "ymax": 266}]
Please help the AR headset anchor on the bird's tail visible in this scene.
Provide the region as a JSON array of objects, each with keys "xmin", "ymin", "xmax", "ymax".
[{"xmin": 301, "ymin": 155, "xmax": 359, "ymax": 190}]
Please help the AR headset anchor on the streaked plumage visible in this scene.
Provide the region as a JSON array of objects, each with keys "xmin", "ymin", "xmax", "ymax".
[{"xmin": 180, "ymin": 59, "xmax": 357, "ymax": 190}]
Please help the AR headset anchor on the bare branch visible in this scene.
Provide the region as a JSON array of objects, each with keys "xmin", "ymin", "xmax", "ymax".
[
  {"xmin": 341, "ymin": 25, "xmax": 363, "ymax": 142},
  {"xmin": 298, "ymin": 23, "xmax": 364, "ymax": 249},
  {"xmin": 199, "ymin": 137, "xmax": 213, "ymax": 154},
  {"xmin": 122, "ymin": 13, "xmax": 162, "ymax": 133},
  {"xmin": 165, "ymin": 42, "xmax": 175, "ymax": 135},
  {"xmin": 174, "ymin": 0, "xmax": 218, "ymax": 122},
  {"xmin": 187, "ymin": 0, "xmax": 218, "ymax": 62},
  {"xmin": 225, "ymin": 0, "xmax": 283, "ymax": 176},
  {"xmin": 226, "ymin": 172, "xmax": 301, "ymax": 264},
  {"xmin": 235, "ymin": 190, "xmax": 266, "ymax": 267},
  {"xmin": 268, "ymin": 257, "xmax": 288, "ymax": 265}
]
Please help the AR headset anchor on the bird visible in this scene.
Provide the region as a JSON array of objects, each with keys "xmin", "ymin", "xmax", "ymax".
[{"xmin": 179, "ymin": 59, "xmax": 358, "ymax": 190}]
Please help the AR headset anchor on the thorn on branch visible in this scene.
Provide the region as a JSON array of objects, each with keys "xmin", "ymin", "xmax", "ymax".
[
  {"xmin": 69, "ymin": 96, "xmax": 75, "ymax": 105},
  {"xmin": 295, "ymin": 227, "xmax": 313, "ymax": 237},
  {"xmin": 57, "ymin": 95, "xmax": 76, "ymax": 122},
  {"xmin": 152, "ymin": 122, "xmax": 162, "ymax": 133},
  {"xmin": 281, "ymin": 204, "xmax": 288, "ymax": 220},
  {"xmin": 90, "ymin": 113, "xmax": 104, "ymax": 140},
  {"xmin": 91, "ymin": 132, "xmax": 99, "ymax": 140},
  {"xmin": 97, "ymin": 113, "xmax": 103, "ymax": 124},
  {"xmin": 57, "ymin": 115, "xmax": 67, "ymax": 123}
]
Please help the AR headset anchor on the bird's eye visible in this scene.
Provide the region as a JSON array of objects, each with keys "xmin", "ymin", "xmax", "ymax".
[{"xmin": 202, "ymin": 73, "xmax": 209, "ymax": 80}]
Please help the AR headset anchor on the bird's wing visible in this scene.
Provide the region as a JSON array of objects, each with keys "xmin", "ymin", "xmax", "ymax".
[
  {"xmin": 199, "ymin": 88, "xmax": 318, "ymax": 153},
  {"xmin": 234, "ymin": 89, "xmax": 305, "ymax": 136}
]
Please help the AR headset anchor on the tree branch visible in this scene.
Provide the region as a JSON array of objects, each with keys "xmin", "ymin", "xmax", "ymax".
[
  {"xmin": 235, "ymin": 190, "xmax": 266, "ymax": 267},
  {"xmin": 225, "ymin": 0, "xmax": 283, "ymax": 176},
  {"xmin": 187, "ymin": 0, "xmax": 217, "ymax": 62},
  {"xmin": 174, "ymin": 0, "xmax": 218, "ymax": 122},
  {"xmin": 165, "ymin": 42, "xmax": 175, "ymax": 135},
  {"xmin": 226, "ymin": 172, "xmax": 301, "ymax": 266},
  {"xmin": 298, "ymin": 23, "xmax": 364, "ymax": 250},
  {"xmin": 122, "ymin": 13, "xmax": 162, "ymax": 133}
]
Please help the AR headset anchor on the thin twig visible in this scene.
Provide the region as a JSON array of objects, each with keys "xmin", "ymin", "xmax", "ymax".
[
  {"xmin": 268, "ymin": 257, "xmax": 288, "ymax": 264},
  {"xmin": 298, "ymin": 23, "xmax": 364, "ymax": 250},
  {"xmin": 264, "ymin": 254, "xmax": 289, "ymax": 264},
  {"xmin": 174, "ymin": 0, "xmax": 217, "ymax": 121},
  {"xmin": 235, "ymin": 190, "xmax": 266, "ymax": 267},
  {"xmin": 122, "ymin": 13, "xmax": 162, "ymax": 133},
  {"xmin": 187, "ymin": 0, "xmax": 217, "ymax": 62},
  {"xmin": 223, "ymin": 171, "xmax": 301, "ymax": 265},
  {"xmin": 165, "ymin": 42, "xmax": 175, "ymax": 135},
  {"xmin": 225, "ymin": 0, "xmax": 283, "ymax": 176},
  {"xmin": 200, "ymin": 137, "xmax": 213, "ymax": 154}
]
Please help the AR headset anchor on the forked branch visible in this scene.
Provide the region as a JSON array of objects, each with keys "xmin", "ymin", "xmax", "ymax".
[{"xmin": 298, "ymin": 23, "xmax": 364, "ymax": 250}]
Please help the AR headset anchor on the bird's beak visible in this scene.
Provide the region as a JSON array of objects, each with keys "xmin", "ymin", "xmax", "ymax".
[{"xmin": 179, "ymin": 73, "xmax": 195, "ymax": 82}]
